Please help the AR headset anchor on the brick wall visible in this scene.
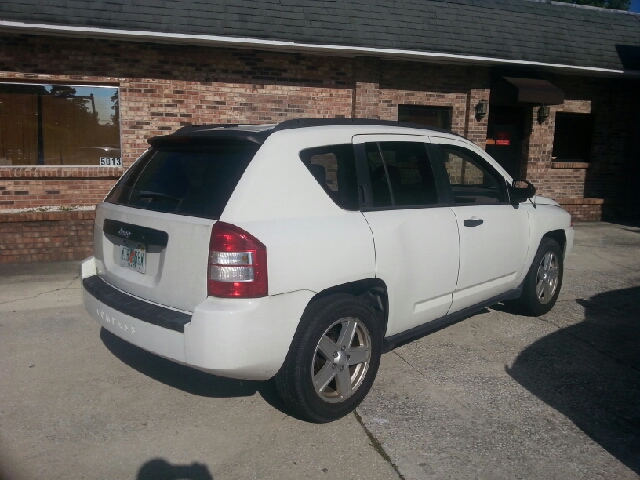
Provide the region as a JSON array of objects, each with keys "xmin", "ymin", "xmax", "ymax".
[
  {"xmin": 0, "ymin": 33, "xmax": 354, "ymax": 169},
  {"xmin": 521, "ymin": 75, "xmax": 636, "ymax": 220},
  {"xmin": 524, "ymin": 103, "xmax": 604, "ymax": 219},
  {"xmin": 524, "ymin": 98, "xmax": 592, "ymax": 198},
  {"xmin": 0, "ymin": 33, "xmax": 355, "ymax": 212},
  {"xmin": 557, "ymin": 198, "xmax": 604, "ymax": 222},
  {"xmin": 0, "ymin": 167, "xmax": 121, "ymax": 209},
  {"xmin": 352, "ymin": 59, "xmax": 491, "ymax": 146},
  {"xmin": 466, "ymin": 87, "xmax": 491, "ymax": 149},
  {"xmin": 0, "ymin": 210, "xmax": 95, "ymax": 263},
  {"xmin": 353, "ymin": 57, "xmax": 381, "ymax": 119},
  {"xmin": 120, "ymin": 79, "xmax": 354, "ymax": 163},
  {"xmin": 378, "ymin": 62, "xmax": 490, "ymax": 146}
]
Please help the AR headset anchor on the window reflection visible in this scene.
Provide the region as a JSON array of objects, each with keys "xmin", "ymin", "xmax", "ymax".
[{"xmin": 0, "ymin": 83, "xmax": 120, "ymax": 166}]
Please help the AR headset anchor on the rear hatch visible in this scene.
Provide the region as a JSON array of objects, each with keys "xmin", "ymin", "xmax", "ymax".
[{"xmin": 93, "ymin": 136, "xmax": 261, "ymax": 313}]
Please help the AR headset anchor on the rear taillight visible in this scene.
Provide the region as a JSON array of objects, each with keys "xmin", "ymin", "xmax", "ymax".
[{"xmin": 208, "ymin": 222, "xmax": 268, "ymax": 298}]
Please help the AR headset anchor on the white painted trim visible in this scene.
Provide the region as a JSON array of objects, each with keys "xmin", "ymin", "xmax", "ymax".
[{"xmin": 1, "ymin": 19, "xmax": 636, "ymax": 76}]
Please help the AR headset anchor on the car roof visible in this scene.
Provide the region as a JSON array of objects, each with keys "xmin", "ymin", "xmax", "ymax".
[{"xmin": 149, "ymin": 118, "xmax": 460, "ymax": 146}]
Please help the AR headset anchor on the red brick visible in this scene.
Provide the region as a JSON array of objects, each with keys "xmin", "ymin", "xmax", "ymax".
[{"xmin": 0, "ymin": 211, "xmax": 95, "ymax": 263}]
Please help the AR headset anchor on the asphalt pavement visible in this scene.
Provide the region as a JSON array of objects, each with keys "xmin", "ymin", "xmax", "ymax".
[{"xmin": 1, "ymin": 222, "xmax": 639, "ymax": 479}]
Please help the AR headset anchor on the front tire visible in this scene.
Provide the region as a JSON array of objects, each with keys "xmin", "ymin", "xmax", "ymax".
[
  {"xmin": 275, "ymin": 294, "xmax": 382, "ymax": 423},
  {"xmin": 516, "ymin": 237, "xmax": 563, "ymax": 316}
]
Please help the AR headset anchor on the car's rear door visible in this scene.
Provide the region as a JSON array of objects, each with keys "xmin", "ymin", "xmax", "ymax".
[
  {"xmin": 427, "ymin": 138, "xmax": 530, "ymax": 313},
  {"xmin": 353, "ymin": 135, "xmax": 459, "ymax": 337}
]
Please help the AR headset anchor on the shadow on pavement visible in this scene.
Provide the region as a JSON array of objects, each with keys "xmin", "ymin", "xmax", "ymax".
[
  {"xmin": 507, "ymin": 286, "xmax": 640, "ymax": 474},
  {"xmin": 100, "ymin": 328, "xmax": 288, "ymax": 414},
  {"xmin": 137, "ymin": 458, "xmax": 213, "ymax": 480}
]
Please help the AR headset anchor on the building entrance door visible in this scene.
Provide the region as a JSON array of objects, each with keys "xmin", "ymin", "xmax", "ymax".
[{"xmin": 485, "ymin": 105, "xmax": 527, "ymax": 179}]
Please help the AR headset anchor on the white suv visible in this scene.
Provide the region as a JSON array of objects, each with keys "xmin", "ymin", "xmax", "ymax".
[{"xmin": 82, "ymin": 119, "xmax": 573, "ymax": 422}]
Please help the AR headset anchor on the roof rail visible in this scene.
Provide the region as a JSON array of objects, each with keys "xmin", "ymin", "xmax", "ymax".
[
  {"xmin": 272, "ymin": 118, "xmax": 453, "ymax": 135},
  {"xmin": 163, "ymin": 118, "xmax": 458, "ymax": 141}
]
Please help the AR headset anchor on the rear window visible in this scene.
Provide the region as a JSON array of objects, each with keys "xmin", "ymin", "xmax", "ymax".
[{"xmin": 106, "ymin": 139, "xmax": 259, "ymax": 219}]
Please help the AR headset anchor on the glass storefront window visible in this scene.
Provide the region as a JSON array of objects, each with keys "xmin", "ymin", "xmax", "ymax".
[{"xmin": 0, "ymin": 83, "xmax": 120, "ymax": 166}]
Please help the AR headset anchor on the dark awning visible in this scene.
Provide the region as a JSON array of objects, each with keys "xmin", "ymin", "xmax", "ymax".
[{"xmin": 491, "ymin": 77, "xmax": 565, "ymax": 106}]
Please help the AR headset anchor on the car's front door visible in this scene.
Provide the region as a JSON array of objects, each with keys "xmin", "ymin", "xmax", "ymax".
[
  {"xmin": 353, "ymin": 135, "xmax": 459, "ymax": 337},
  {"xmin": 427, "ymin": 138, "xmax": 530, "ymax": 313}
]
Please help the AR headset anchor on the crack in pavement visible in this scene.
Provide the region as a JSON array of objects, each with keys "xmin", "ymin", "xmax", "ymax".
[
  {"xmin": 392, "ymin": 350, "xmax": 423, "ymax": 378},
  {"xmin": 353, "ymin": 410, "xmax": 405, "ymax": 480},
  {"xmin": 0, "ymin": 276, "xmax": 79, "ymax": 306}
]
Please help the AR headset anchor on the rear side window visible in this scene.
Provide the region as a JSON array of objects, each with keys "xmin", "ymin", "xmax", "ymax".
[
  {"xmin": 106, "ymin": 139, "xmax": 259, "ymax": 219},
  {"xmin": 300, "ymin": 144, "xmax": 359, "ymax": 210}
]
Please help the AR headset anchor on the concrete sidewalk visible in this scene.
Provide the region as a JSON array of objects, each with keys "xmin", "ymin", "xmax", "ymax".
[{"xmin": 1, "ymin": 222, "xmax": 639, "ymax": 479}]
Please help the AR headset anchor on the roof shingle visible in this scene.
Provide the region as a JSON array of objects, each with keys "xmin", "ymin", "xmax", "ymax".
[{"xmin": 0, "ymin": 0, "xmax": 639, "ymax": 72}]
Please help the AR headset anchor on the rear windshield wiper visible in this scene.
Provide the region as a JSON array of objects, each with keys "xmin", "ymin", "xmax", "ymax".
[{"xmin": 139, "ymin": 191, "xmax": 182, "ymax": 203}]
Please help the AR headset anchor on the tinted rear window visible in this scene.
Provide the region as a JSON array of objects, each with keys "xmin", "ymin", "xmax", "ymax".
[
  {"xmin": 106, "ymin": 139, "xmax": 259, "ymax": 219},
  {"xmin": 299, "ymin": 144, "xmax": 359, "ymax": 210}
]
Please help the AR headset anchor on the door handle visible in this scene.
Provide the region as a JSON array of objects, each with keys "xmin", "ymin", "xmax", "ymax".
[{"xmin": 464, "ymin": 217, "xmax": 483, "ymax": 227}]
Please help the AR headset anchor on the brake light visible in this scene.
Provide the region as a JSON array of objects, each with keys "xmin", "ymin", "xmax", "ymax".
[{"xmin": 208, "ymin": 222, "xmax": 268, "ymax": 298}]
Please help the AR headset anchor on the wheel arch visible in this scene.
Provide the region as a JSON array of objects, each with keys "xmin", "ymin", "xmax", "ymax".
[
  {"xmin": 308, "ymin": 279, "xmax": 389, "ymax": 335},
  {"xmin": 542, "ymin": 229, "xmax": 567, "ymax": 258}
]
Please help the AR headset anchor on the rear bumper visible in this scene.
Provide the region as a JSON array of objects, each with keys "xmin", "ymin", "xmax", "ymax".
[{"xmin": 81, "ymin": 257, "xmax": 313, "ymax": 380}]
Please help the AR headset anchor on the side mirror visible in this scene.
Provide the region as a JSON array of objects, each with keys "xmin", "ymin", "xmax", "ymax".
[{"xmin": 509, "ymin": 179, "xmax": 536, "ymax": 204}]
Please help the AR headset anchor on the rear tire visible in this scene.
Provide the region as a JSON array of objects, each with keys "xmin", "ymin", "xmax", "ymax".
[
  {"xmin": 275, "ymin": 293, "xmax": 382, "ymax": 423},
  {"xmin": 515, "ymin": 237, "xmax": 563, "ymax": 316}
]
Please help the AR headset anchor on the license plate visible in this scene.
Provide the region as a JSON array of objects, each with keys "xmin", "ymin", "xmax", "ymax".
[{"xmin": 120, "ymin": 240, "xmax": 146, "ymax": 274}]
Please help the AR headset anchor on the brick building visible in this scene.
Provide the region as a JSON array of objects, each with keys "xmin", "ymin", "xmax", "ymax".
[{"xmin": 1, "ymin": 0, "xmax": 639, "ymax": 263}]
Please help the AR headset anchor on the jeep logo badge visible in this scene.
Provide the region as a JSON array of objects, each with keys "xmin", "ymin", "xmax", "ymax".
[{"xmin": 118, "ymin": 228, "xmax": 131, "ymax": 239}]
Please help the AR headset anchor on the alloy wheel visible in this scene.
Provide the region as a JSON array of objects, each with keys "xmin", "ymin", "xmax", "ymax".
[
  {"xmin": 536, "ymin": 251, "xmax": 559, "ymax": 304},
  {"xmin": 311, "ymin": 317, "xmax": 372, "ymax": 403}
]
